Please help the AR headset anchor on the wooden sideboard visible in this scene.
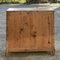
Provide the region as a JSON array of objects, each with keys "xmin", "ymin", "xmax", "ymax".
[{"xmin": 6, "ymin": 8, "xmax": 55, "ymax": 55}]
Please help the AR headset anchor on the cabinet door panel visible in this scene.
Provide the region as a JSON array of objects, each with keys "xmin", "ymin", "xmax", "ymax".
[
  {"xmin": 31, "ymin": 12, "xmax": 49, "ymax": 50},
  {"xmin": 7, "ymin": 12, "xmax": 32, "ymax": 52}
]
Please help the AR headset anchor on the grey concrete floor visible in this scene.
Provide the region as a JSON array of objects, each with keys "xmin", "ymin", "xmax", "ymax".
[{"xmin": 0, "ymin": 4, "xmax": 60, "ymax": 60}]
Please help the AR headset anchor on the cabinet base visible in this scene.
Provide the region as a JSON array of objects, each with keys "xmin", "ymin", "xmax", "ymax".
[{"xmin": 5, "ymin": 50, "xmax": 55, "ymax": 56}]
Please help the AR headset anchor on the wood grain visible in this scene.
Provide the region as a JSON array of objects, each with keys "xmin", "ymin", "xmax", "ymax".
[{"xmin": 6, "ymin": 11, "xmax": 55, "ymax": 54}]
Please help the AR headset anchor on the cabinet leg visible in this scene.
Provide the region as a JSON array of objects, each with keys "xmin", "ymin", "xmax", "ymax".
[
  {"xmin": 48, "ymin": 49, "xmax": 55, "ymax": 56},
  {"xmin": 5, "ymin": 49, "xmax": 8, "ymax": 56},
  {"xmin": 5, "ymin": 52, "xmax": 11, "ymax": 57}
]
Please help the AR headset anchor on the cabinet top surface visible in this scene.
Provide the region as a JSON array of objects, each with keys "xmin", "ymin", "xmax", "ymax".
[
  {"xmin": 7, "ymin": 7, "xmax": 56, "ymax": 11},
  {"xmin": 7, "ymin": 4, "xmax": 58, "ymax": 11},
  {"xmin": 7, "ymin": 8, "xmax": 55, "ymax": 11}
]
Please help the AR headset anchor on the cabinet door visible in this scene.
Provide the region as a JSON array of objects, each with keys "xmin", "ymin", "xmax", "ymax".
[
  {"xmin": 31, "ymin": 12, "xmax": 50, "ymax": 50},
  {"xmin": 7, "ymin": 12, "xmax": 33, "ymax": 52}
]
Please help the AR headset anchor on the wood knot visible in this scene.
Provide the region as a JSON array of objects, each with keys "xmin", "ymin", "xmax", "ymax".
[
  {"xmin": 32, "ymin": 32, "xmax": 37, "ymax": 38},
  {"xmin": 48, "ymin": 41, "xmax": 50, "ymax": 44},
  {"xmin": 25, "ymin": 23, "xmax": 28, "ymax": 25},
  {"xmin": 19, "ymin": 28, "xmax": 24, "ymax": 34},
  {"xmin": 20, "ymin": 28, "xmax": 23, "ymax": 31},
  {"xmin": 32, "ymin": 34, "xmax": 36, "ymax": 37}
]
